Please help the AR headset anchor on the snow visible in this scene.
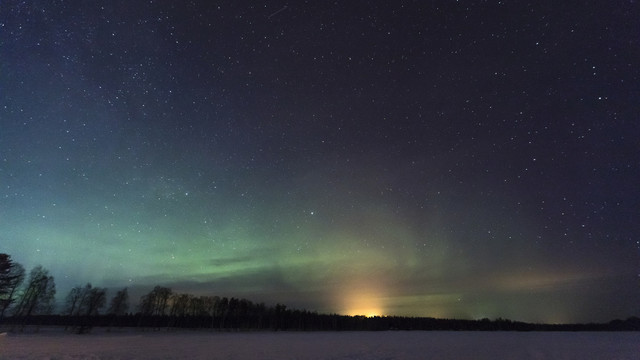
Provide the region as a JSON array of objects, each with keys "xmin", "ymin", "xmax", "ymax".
[{"xmin": 1, "ymin": 328, "xmax": 638, "ymax": 359}]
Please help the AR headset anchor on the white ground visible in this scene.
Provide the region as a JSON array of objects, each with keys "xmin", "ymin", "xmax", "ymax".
[{"xmin": 1, "ymin": 328, "xmax": 638, "ymax": 359}]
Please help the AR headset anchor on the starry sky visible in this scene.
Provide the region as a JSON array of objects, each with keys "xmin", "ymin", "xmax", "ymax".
[{"xmin": 1, "ymin": 1, "xmax": 639, "ymax": 324}]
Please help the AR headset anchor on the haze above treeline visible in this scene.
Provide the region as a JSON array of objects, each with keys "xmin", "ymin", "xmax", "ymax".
[{"xmin": 1, "ymin": 254, "xmax": 639, "ymax": 332}]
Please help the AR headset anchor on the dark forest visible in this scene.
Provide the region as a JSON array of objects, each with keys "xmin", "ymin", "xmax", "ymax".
[{"xmin": 2, "ymin": 254, "xmax": 639, "ymax": 333}]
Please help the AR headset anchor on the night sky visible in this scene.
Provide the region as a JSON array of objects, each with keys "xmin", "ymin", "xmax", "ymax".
[{"xmin": 2, "ymin": 1, "xmax": 639, "ymax": 324}]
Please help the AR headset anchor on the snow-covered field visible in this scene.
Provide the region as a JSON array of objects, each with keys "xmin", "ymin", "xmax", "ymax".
[{"xmin": 1, "ymin": 328, "xmax": 638, "ymax": 359}]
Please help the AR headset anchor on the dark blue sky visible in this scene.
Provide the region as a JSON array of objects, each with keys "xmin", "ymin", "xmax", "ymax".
[{"xmin": 1, "ymin": 1, "xmax": 639, "ymax": 323}]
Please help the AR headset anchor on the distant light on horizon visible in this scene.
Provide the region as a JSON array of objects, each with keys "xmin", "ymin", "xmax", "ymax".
[{"xmin": 2, "ymin": 0, "xmax": 639, "ymax": 324}]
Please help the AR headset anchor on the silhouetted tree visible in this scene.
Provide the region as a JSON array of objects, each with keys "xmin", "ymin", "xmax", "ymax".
[
  {"xmin": 137, "ymin": 286, "xmax": 172, "ymax": 328},
  {"xmin": 63, "ymin": 285, "xmax": 85, "ymax": 330},
  {"xmin": 167, "ymin": 292, "xmax": 190, "ymax": 327},
  {"xmin": 139, "ymin": 286, "xmax": 172, "ymax": 316},
  {"xmin": 272, "ymin": 303, "xmax": 287, "ymax": 330},
  {"xmin": 83, "ymin": 285, "xmax": 107, "ymax": 317},
  {"xmin": 106, "ymin": 287, "xmax": 129, "ymax": 329},
  {"xmin": 63, "ymin": 283, "xmax": 106, "ymax": 333},
  {"xmin": 0, "ymin": 253, "xmax": 25, "ymax": 320},
  {"xmin": 12, "ymin": 266, "xmax": 56, "ymax": 331},
  {"xmin": 64, "ymin": 285, "xmax": 85, "ymax": 316},
  {"xmin": 108, "ymin": 287, "xmax": 129, "ymax": 316},
  {"xmin": 207, "ymin": 295, "xmax": 220, "ymax": 328}
]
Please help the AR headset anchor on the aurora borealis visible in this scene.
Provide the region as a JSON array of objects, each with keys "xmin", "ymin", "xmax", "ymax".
[{"xmin": 1, "ymin": 1, "xmax": 639, "ymax": 323}]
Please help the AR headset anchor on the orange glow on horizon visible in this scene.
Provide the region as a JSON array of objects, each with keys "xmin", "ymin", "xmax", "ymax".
[
  {"xmin": 345, "ymin": 309, "xmax": 383, "ymax": 318},
  {"xmin": 338, "ymin": 284, "xmax": 386, "ymax": 318}
]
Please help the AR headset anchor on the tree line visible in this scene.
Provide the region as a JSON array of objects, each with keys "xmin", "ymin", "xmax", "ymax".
[
  {"xmin": 2, "ymin": 253, "xmax": 639, "ymax": 332},
  {"xmin": 0, "ymin": 254, "xmax": 56, "ymax": 331}
]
